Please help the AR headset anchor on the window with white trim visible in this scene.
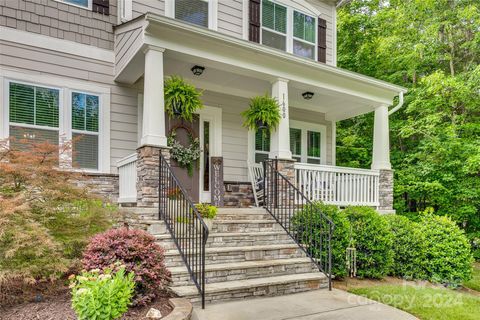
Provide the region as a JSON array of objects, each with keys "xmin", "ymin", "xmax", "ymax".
[
  {"xmin": 6, "ymin": 80, "xmax": 103, "ymax": 171},
  {"xmin": 254, "ymin": 129, "xmax": 270, "ymax": 163},
  {"xmin": 261, "ymin": 0, "xmax": 317, "ymax": 60},
  {"xmin": 289, "ymin": 121, "xmax": 326, "ymax": 164},
  {"xmin": 57, "ymin": 0, "xmax": 92, "ymax": 10},
  {"xmin": 9, "ymin": 82, "xmax": 60, "ymax": 151},
  {"xmin": 72, "ymin": 92, "xmax": 100, "ymax": 169},
  {"xmin": 175, "ymin": 0, "xmax": 210, "ymax": 28}
]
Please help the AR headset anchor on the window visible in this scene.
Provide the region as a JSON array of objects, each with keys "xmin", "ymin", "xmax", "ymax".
[
  {"xmin": 254, "ymin": 129, "xmax": 270, "ymax": 163},
  {"xmin": 4, "ymin": 78, "xmax": 106, "ymax": 172},
  {"xmin": 72, "ymin": 92, "xmax": 100, "ymax": 170},
  {"xmin": 307, "ymin": 130, "xmax": 321, "ymax": 164},
  {"xmin": 288, "ymin": 121, "xmax": 326, "ymax": 164},
  {"xmin": 260, "ymin": 0, "xmax": 317, "ymax": 60},
  {"xmin": 57, "ymin": 0, "xmax": 92, "ymax": 9},
  {"xmin": 261, "ymin": 0, "xmax": 287, "ymax": 51},
  {"xmin": 175, "ymin": 0, "xmax": 209, "ymax": 28},
  {"xmin": 290, "ymin": 128, "xmax": 301, "ymax": 162},
  {"xmin": 293, "ymin": 11, "xmax": 316, "ymax": 59},
  {"xmin": 9, "ymin": 82, "xmax": 60, "ymax": 150}
]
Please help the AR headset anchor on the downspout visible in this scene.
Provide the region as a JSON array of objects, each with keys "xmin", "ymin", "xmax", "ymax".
[{"xmin": 388, "ymin": 92, "xmax": 404, "ymax": 116}]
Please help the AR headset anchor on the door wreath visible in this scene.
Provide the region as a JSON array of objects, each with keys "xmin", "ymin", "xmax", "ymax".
[{"xmin": 167, "ymin": 124, "xmax": 201, "ymax": 176}]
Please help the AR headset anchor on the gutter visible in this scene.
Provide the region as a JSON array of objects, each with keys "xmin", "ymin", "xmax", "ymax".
[{"xmin": 388, "ymin": 92, "xmax": 404, "ymax": 115}]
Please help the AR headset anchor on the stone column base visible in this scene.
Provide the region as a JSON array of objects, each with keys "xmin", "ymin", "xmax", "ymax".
[
  {"xmin": 378, "ymin": 169, "xmax": 394, "ymax": 212},
  {"xmin": 136, "ymin": 145, "xmax": 170, "ymax": 208}
]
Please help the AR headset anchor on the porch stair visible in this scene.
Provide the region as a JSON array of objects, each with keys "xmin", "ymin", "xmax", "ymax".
[{"xmin": 133, "ymin": 207, "xmax": 328, "ymax": 305}]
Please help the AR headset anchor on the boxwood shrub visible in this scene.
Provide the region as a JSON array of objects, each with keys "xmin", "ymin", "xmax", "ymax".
[
  {"xmin": 292, "ymin": 202, "xmax": 351, "ymax": 278},
  {"xmin": 384, "ymin": 214, "xmax": 427, "ymax": 279},
  {"xmin": 343, "ymin": 206, "xmax": 394, "ymax": 279},
  {"xmin": 419, "ymin": 214, "xmax": 473, "ymax": 285}
]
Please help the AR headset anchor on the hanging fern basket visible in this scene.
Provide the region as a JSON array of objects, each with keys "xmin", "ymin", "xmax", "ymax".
[{"xmin": 164, "ymin": 76, "xmax": 203, "ymax": 122}]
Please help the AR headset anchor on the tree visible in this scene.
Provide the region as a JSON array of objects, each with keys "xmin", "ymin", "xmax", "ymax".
[{"xmin": 336, "ymin": 0, "xmax": 480, "ymax": 257}]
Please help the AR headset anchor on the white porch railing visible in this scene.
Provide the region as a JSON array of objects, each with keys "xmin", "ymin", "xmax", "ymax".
[
  {"xmin": 294, "ymin": 163, "xmax": 380, "ymax": 207},
  {"xmin": 117, "ymin": 153, "xmax": 138, "ymax": 203}
]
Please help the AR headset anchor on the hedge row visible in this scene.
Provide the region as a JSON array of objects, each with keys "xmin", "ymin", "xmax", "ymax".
[{"xmin": 294, "ymin": 203, "xmax": 473, "ymax": 285}]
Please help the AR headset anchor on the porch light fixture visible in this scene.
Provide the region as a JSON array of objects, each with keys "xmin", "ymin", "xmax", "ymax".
[
  {"xmin": 302, "ymin": 91, "xmax": 314, "ymax": 100},
  {"xmin": 191, "ymin": 65, "xmax": 205, "ymax": 76}
]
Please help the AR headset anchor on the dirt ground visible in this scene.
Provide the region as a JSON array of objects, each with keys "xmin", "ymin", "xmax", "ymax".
[{"xmin": 0, "ymin": 289, "xmax": 173, "ymax": 320}]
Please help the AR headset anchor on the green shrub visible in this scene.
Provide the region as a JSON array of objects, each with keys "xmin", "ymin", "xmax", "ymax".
[
  {"xmin": 292, "ymin": 202, "xmax": 351, "ymax": 278},
  {"xmin": 419, "ymin": 213, "xmax": 473, "ymax": 286},
  {"xmin": 70, "ymin": 266, "xmax": 135, "ymax": 320},
  {"xmin": 384, "ymin": 214, "xmax": 427, "ymax": 279},
  {"xmin": 344, "ymin": 206, "xmax": 394, "ymax": 279},
  {"xmin": 195, "ymin": 203, "xmax": 217, "ymax": 219}
]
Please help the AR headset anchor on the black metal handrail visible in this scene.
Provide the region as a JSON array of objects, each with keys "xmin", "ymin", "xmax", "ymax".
[
  {"xmin": 159, "ymin": 154, "xmax": 209, "ymax": 309},
  {"xmin": 263, "ymin": 159, "xmax": 334, "ymax": 290}
]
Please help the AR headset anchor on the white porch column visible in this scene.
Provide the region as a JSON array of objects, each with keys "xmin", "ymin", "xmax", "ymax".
[
  {"xmin": 269, "ymin": 78, "xmax": 292, "ymax": 159},
  {"xmin": 140, "ymin": 46, "xmax": 167, "ymax": 147},
  {"xmin": 371, "ymin": 105, "xmax": 391, "ymax": 170}
]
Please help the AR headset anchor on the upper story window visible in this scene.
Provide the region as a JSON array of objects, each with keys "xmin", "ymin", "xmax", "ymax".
[
  {"xmin": 175, "ymin": 0, "xmax": 209, "ymax": 28},
  {"xmin": 57, "ymin": 0, "xmax": 92, "ymax": 10},
  {"xmin": 258, "ymin": 0, "xmax": 318, "ymax": 60}
]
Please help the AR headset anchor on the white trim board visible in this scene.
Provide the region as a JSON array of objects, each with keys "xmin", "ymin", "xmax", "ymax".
[{"xmin": 0, "ymin": 27, "xmax": 114, "ymax": 63}]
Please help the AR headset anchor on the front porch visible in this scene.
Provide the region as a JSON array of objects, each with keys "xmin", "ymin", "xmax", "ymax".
[{"xmin": 114, "ymin": 14, "xmax": 405, "ymax": 212}]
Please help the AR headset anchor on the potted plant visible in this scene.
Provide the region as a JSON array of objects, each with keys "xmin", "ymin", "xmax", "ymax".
[
  {"xmin": 194, "ymin": 203, "xmax": 217, "ymax": 231},
  {"xmin": 164, "ymin": 76, "xmax": 203, "ymax": 121},
  {"xmin": 241, "ymin": 94, "xmax": 282, "ymax": 132}
]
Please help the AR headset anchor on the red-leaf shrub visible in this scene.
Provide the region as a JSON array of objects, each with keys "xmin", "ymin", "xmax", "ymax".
[{"xmin": 82, "ymin": 228, "xmax": 171, "ymax": 305}]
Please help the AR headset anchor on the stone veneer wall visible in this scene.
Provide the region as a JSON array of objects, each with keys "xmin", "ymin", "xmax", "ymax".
[
  {"xmin": 223, "ymin": 181, "xmax": 255, "ymax": 207},
  {"xmin": 74, "ymin": 173, "xmax": 119, "ymax": 203},
  {"xmin": 378, "ymin": 169, "xmax": 394, "ymax": 212}
]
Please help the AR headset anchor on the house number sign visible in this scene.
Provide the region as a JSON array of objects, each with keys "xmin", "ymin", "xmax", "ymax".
[
  {"xmin": 282, "ymin": 93, "xmax": 286, "ymax": 119},
  {"xmin": 211, "ymin": 157, "xmax": 224, "ymax": 207}
]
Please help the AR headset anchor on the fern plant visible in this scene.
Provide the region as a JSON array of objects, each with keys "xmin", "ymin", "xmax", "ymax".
[
  {"xmin": 241, "ymin": 94, "xmax": 281, "ymax": 132},
  {"xmin": 164, "ymin": 76, "xmax": 203, "ymax": 121}
]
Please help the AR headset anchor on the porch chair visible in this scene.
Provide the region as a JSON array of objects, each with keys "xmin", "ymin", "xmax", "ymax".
[{"xmin": 248, "ymin": 162, "xmax": 264, "ymax": 207}]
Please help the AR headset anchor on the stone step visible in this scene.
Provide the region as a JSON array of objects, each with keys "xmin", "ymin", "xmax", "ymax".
[
  {"xmin": 155, "ymin": 231, "xmax": 294, "ymax": 249},
  {"xmin": 172, "ymin": 272, "xmax": 327, "ymax": 304},
  {"xmin": 164, "ymin": 244, "xmax": 304, "ymax": 267},
  {"xmin": 215, "ymin": 208, "xmax": 273, "ymax": 220},
  {"xmin": 212, "ymin": 220, "xmax": 284, "ymax": 233},
  {"xmin": 169, "ymin": 258, "xmax": 317, "ymax": 286}
]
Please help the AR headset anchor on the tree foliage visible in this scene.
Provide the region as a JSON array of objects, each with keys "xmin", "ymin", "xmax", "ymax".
[{"xmin": 337, "ymin": 0, "xmax": 480, "ymax": 252}]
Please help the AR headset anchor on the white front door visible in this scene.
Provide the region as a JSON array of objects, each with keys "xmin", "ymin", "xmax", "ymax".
[{"xmin": 198, "ymin": 106, "xmax": 222, "ymax": 203}]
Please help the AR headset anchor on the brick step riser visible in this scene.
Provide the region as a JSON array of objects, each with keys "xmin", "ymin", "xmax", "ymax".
[
  {"xmin": 164, "ymin": 248, "xmax": 305, "ymax": 266},
  {"xmin": 170, "ymin": 263, "xmax": 318, "ymax": 286},
  {"xmin": 187, "ymin": 278, "xmax": 328, "ymax": 304}
]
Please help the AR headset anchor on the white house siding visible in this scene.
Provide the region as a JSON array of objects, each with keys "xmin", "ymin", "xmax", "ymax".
[
  {"xmin": 218, "ymin": 0, "xmax": 243, "ymax": 38},
  {"xmin": 115, "ymin": 21, "xmax": 144, "ymax": 75},
  {"xmin": 132, "ymin": 0, "xmax": 165, "ymax": 19},
  {"xmin": 0, "ymin": 39, "xmax": 139, "ymax": 173}
]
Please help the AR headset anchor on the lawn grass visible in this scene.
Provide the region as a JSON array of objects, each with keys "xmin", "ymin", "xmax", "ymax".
[
  {"xmin": 464, "ymin": 262, "xmax": 480, "ymax": 292},
  {"xmin": 350, "ymin": 284, "xmax": 480, "ymax": 320}
]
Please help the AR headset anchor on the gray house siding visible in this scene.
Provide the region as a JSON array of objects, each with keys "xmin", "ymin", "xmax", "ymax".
[
  {"xmin": 217, "ymin": 0, "xmax": 243, "ymax": 38},
  {"xmin": 132, "ymin": 0, "xmax": 165, "ymax": 19},
  {"xmin": 0, "ymin": 0, "xmax": 116, "ymax": 50},
  {"xmin": 0, "ymin": 38, "xmax": 139, "ymax": 173}
]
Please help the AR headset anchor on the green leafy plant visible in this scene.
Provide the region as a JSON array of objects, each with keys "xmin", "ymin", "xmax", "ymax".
[
  {"xmin": 164, "ymin": 76, "xmax": 203, "ymax": 121},
  {"xmin": 195, "ymin": 203, "xmax": 218, "ymax": 220},
  {"xmin": 241, "ymin": 94, "xmax": 281, "ymax": 132},
  {"xmin": 292, "ymin": 202, "xmax": 350, "ymax": 278},
  {"xmin": 70, "ymin": 266, "xmax": 135, "ymax": 320},
  {"xmin": 167, "ymin": 131, "xmax": 201, "ymax": 176},
  {"xmin": 418, "ymin": 211, "xmax": 473, "ymax": 286},
  {"xmin": 343, "ymin": 206, "xmax": 394, "ymax": 279},
  {"xmin": 384, "ymin": 214, "xmax": 427, "ymax": 279}
]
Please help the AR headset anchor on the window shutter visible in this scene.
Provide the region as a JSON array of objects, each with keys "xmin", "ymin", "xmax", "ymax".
[
  {"xmin": 93, "ymin": 0, "xmax": 109, "ymax": 15},
  {"xmin": 317, "ymin": 18, "xmax": 327, "ymax": 63},
  {"xmin": 249, "ymin": 0, "xmax": 261, "ymax": 43}
]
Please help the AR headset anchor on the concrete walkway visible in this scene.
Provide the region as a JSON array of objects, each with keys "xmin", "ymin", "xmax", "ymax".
[{"xmin": 192, "ymin": 289, "xmax": 418, "ymax": 320}]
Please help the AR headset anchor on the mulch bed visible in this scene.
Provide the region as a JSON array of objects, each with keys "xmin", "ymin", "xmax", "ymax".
[{"xmin": 0, "ymin": 288, "xmax": 173, "ymax": 320}]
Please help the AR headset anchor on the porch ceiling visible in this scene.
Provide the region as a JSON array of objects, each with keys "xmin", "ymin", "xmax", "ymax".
[{"xmin": 114, "ymin": 14, "xmax": 407, "ymax": 121}]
